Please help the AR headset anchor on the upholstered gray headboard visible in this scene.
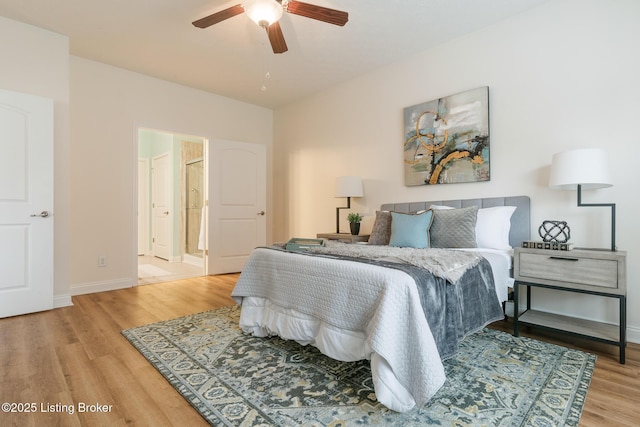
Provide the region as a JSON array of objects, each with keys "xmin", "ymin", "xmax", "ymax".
[{"xmin": 380, "ymin": 195, "xmax": 530, "ymax": 248}]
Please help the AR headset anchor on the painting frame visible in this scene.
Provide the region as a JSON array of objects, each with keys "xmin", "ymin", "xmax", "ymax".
[{"xmin": 403, "ymin": 86, "xmax": 490, "ymax": 186}]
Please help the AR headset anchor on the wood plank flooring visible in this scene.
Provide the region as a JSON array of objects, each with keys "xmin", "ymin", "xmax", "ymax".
[{"xmin": 1, "ymin": 274, "xmax": 639, "ymax": 426}]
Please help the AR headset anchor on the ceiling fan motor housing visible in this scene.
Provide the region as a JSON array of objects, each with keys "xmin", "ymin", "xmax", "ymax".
[{"xmin": 244, "ymin": 0, "xmax": 284, "ymax": 27}]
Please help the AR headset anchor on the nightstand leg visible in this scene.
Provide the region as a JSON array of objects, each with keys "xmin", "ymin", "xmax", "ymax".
[
  {"xmin": 620, "ymin": 295, "xmax": 626, "ymax": 364},
  {"xmin": 513, "ymin": 282, "xmax": 519, "ymax": 337}
]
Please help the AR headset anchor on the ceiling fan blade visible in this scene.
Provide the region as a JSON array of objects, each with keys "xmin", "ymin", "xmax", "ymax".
[
  {"xmin": 286, "ymin": 1, "xmax": 348, "ymax": 26},
  {"xmin": 267, "ymin": 22, "xmax": 288, "ymax": 54},
  {"xmin": 192, "ymin": 4, "xmax": 244, "ymax": 28}
]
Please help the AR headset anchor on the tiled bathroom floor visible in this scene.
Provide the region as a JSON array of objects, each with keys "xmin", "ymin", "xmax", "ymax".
[{"xmin": 138, "ymin": 255, "xmax": 203, "ymax": 285}]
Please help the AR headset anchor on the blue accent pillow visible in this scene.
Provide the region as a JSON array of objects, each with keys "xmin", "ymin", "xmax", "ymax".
[{"xmin": 389, "ymin": 210, "xmax": 434, "ymax": 248}]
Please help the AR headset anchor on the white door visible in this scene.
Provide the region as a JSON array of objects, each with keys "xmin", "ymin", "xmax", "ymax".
[
  {"xmin": 209, "ymin": 139, "xmax": 266, "ymax": 274},
  {"xmin": 152, "ymin": 153, "xmax": 171, "ymax": 260},
  {"xmin": 0, "ymin": 89, "xmax": 54, "ymax": 318}
]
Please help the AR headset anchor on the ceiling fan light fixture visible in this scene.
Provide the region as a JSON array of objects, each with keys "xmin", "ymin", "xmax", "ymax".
[{"xmin": 244, "ymin": 0, "xmax": 283, "ymax": 28}]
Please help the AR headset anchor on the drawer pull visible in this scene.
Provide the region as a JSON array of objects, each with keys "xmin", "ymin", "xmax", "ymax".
[{"xmin": 549, "ymin": 256, "xmax": 579, "ymax": 262}]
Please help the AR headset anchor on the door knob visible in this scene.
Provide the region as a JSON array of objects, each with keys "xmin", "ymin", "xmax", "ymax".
[
  {"xmin": 30, "ymin": 211, "xmax": 50, "ymax": 218},
  {"xmin": 163, "ymin": 211, "xmax": 169, "ymax": 215},
  {"xmin": 257, "ymin": 211, "xmax": 265, "ymax": 216}
]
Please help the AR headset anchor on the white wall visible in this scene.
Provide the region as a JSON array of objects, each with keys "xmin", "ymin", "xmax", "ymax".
[
  {"xmin": 273, "ymin": 0, "xmax": 640, "ymax": 340},
  {"xmin": 0, "ymin": 16, "xmax": 71, "ymax": 307},
  {"xmin": 69, "ymin": 57, "xmax": 273, "ymax": 294},
  {"xmin": 1, "ymin": 15, "xmax": 274, "ymax": 301}
]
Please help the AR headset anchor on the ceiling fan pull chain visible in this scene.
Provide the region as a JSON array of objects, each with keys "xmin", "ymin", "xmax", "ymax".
[{"xmin": 261, "ymin": 71, "xmax": 271, "ymax": 92}]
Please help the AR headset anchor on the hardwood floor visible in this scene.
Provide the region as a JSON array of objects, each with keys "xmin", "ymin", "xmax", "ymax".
[
  {"xmin": 0, "ymin": 275, "xmax": 236, "ymax": 427},
  {"xmin": 1, "ymin": 274, "xmax": 638, "ymax": 426}
]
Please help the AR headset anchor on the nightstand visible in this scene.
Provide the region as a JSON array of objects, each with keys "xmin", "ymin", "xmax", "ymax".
[
  {"xmin": 513, "ymin": 247, "xmax": 627, "ymax": 363},
  {"xmin": 316, "ymin": 233, "xmax": 370, "ymax": 243}
]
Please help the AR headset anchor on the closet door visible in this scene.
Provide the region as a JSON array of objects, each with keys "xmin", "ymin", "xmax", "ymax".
[{"xmin": 0, "ymin": 89, "xmax": 54, "ymax": 317}]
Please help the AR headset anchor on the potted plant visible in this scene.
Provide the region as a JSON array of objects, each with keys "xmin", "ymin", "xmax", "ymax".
[{"xmin": 347, "ymin": 212, "xmax": 363, "ymax": 235}]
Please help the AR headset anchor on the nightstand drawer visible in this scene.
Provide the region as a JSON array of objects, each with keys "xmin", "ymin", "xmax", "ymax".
[{"xmin": 518, "ymin": 252, "xmax": 619, "ymax": 290}]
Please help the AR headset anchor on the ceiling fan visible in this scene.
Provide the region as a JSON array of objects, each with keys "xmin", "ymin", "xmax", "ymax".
[{"xmin": 192, "ymin": 0, "xmax": 349, "ymax": 54}]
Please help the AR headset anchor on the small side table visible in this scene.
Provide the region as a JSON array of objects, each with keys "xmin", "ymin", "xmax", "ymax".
[
  {"xmin": 316, "ymin": 233, "xmax": 370, "ymax": 243},
  {"xmin": 513, "ymin": 247, "xmax": 627, "ymax": 363}
]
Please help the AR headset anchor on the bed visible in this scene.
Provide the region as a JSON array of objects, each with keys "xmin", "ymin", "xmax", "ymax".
[{"xmin": 231, "ymin": 195, "xmax": 530, "ymax": 413}]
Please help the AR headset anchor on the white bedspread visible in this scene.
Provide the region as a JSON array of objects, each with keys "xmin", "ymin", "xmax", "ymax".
[{"xmin": 232, "ymin": 247, "xmax": 446, "ymax": 413}]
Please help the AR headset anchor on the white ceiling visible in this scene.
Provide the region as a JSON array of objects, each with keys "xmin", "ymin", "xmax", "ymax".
[{"xmin": 0, "ymin": 0, "xmax": 550, "ymax": 108}]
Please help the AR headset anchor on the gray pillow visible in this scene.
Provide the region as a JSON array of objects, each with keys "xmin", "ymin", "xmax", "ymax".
[
  {"xmin": 430, "ymin": 206, "xmax": 478, "ymax": 248},
  {"xmin": 368, "ymin": 211, "xmax": 391, "ymax": 245}
]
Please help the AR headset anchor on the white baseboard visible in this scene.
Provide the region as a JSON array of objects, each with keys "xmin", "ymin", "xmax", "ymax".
[
  {"xmin": 53, "ymin": 294, "xmax": 73, "ymax": 308},
  {"xmin": 70, "ymin": 278, "xmax": 134, "ymax": 296},
  {"xmin": 183, "ymin": 253, "xmax": 204, "ymax": 267},
  {"xmin": 627, "ymin": 325, "xmax": 640, "ymax": 344}
]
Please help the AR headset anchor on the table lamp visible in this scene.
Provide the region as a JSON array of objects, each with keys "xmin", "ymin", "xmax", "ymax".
[
  {"xmin": 549, "ymin": 148, "xmax": 615, "ymax": 251},
  {"xmin": 335, "ymin": 176, "xmax": 363, "ymax": 233}
]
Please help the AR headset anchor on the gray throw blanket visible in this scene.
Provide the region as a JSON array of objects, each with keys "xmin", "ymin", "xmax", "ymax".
[
  {"xmin": 379, "ymin": 257, "xmax": 503, "ymax": 359},
  {"xmin": 308, "ymin": 242, "xmax": 482, "ymax": 283}
]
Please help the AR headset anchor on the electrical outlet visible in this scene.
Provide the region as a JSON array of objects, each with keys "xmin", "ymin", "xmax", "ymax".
[{"xmin": 98, "ymin": 255, "xmax": 108, "ymax": 267}]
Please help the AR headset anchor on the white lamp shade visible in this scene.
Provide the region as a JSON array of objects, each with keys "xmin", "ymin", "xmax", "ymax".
[
  {"xmin": 243, "ymin": 0, "xmax": 283, "ymax": 27},
  {"xmin": 335, "ymin": 176, "xmax": 364, "ymax": 198},
  {"xmin": 549, "ymin": 148, "xmax": 613, "ymax": 190}
]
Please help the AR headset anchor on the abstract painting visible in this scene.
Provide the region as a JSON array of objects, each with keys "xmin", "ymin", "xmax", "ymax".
[{"xmin": 403, "ymin": 87, "xmax": 490, "ymax": 186}]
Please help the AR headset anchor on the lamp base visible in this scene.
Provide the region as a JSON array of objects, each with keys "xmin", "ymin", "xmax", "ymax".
[
  {"xmin": 577, "ymin": 184, "xmax": 616, "ymax": 252},
  {"xmin": 335, "ymin": 197, "xmax": 351, "ymax": 234}
]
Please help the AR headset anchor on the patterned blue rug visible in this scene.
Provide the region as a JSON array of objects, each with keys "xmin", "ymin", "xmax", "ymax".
[{"xmin": 122, "ymin": 305, "xmax": 595, "ymax": 426}]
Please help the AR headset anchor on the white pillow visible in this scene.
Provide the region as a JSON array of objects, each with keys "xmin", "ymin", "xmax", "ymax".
[{"xmin": 476, "ymin": 206, "xmax": 516, "ymax": 250}]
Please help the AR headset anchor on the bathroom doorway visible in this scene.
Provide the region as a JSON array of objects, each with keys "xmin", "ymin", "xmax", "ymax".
[{"xmin": 137, "ymin": 128, "xmax": 206, "ymax": 285}]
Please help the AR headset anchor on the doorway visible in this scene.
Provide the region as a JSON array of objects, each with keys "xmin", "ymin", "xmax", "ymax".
[{"xmin": 137, "ymin": 128, "xmax": 206, "ymax": 285}]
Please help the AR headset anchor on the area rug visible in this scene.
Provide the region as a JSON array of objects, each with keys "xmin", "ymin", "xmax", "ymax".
[{"xmin": 122, "ymin": 305, "xmax": 595, "ymax": 426}]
